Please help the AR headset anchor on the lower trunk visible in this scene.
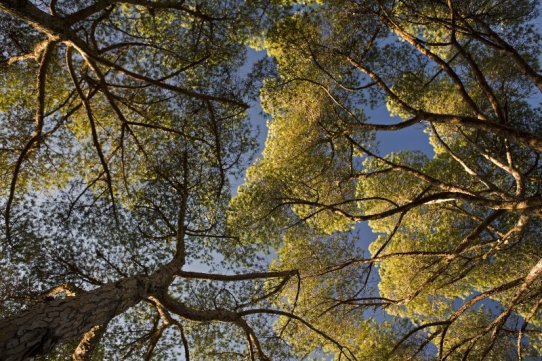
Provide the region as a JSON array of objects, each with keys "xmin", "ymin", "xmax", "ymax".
[{"xmin": 0, "ymin": 276, "xmax": 149, "ymax": 361}]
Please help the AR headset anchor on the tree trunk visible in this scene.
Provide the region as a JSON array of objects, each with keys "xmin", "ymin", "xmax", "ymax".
[{"xmin": 0, "ymin": 275, "xmax": 150, "ymax": 361}]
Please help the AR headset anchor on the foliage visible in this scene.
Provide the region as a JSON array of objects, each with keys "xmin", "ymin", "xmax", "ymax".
[
  {"xmin": 1, "ymin": 0, "xmax": 542, "ymax": 360},
  {"xmin": 231, "ymin": 0, "xmax": 542, "ymax": 359}
]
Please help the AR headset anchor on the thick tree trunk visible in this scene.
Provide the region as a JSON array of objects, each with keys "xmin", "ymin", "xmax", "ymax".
[{"xmin": 0, "ymin": 275, "xmax": 152, "ymax": 361}]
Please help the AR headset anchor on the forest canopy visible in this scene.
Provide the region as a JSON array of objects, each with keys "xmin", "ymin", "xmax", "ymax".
[{"xmin": 0, "ymin": 0, "xmax": 541, "ymax": 360}]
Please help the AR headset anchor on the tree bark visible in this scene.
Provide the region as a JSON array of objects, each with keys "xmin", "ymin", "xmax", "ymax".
[{"xmin": 0, "ymin": 275, "xmax": 154, "ymax": 361}]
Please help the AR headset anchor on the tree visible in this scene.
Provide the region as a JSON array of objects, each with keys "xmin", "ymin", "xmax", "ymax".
[
  {"xmin": 2, "ymin": 0, "xmax": 542, "ymax": 360},
  {"xmin": 231, "ymin": 0, "xmax": 542, "ymax": 359},
  {"xmin": 0, "ymin": 1, "xmax": 326, "ymax": 360}
]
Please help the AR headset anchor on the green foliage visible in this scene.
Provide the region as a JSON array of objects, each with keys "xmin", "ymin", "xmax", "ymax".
[
  {"xmin": 2, "ymin": 0, "xmax": 542, "ymax": 359},
  {"xmin": 230, "ymin": 0, "xmax": 542, "ymax": 359}
]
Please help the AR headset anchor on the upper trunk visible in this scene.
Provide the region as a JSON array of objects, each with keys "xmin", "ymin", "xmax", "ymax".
[{"xmin": 0, "ymin": 275, "xmax": 152, "ymax": 361}]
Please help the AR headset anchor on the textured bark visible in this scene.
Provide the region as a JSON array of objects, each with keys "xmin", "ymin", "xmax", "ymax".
[{"xmin": 0, "ymin": 276, "xmax": 149, "ymax": 361}]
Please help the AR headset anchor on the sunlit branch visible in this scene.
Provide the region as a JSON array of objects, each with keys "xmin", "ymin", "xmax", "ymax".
[
  {"xmin": 517, "ymin": 297, "xmax": 542, "ymax": 360},
  {"xmin": 388, "ymin": 320, "xmax": 450, "ymax": 359},
  {"xmin": 148, "ymin": 296, "xmax": 190, "ymax": 360},
  {"xmin": 377, "ymin": 6, "xmax": 485, "ymax": 119},
  {"xmin": 459, "ymin": 128, "xmax": 527, "ymax": 196},
  {"xmin": 72, "ymin": 324, "xmax": 107, "ymax": 361},
  {"xmin": 454, "ymin": 13, "xmax": 542, "ymax": 92},
  {"xmin": 429, "ymin": 123, "xmax": 507, "ymax": 197},
  {"xmin": 343, "ymin": 53, "xmax": 542, "ymax": 152},
  {"xmin": 44, "ymin": 283, "xmax": 82, "ymax": 299}
]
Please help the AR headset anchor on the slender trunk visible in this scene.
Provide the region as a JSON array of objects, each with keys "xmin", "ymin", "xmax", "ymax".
[{"xmin": 0, "ymin": 275, "xmax": 152, "ymax": 361}]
